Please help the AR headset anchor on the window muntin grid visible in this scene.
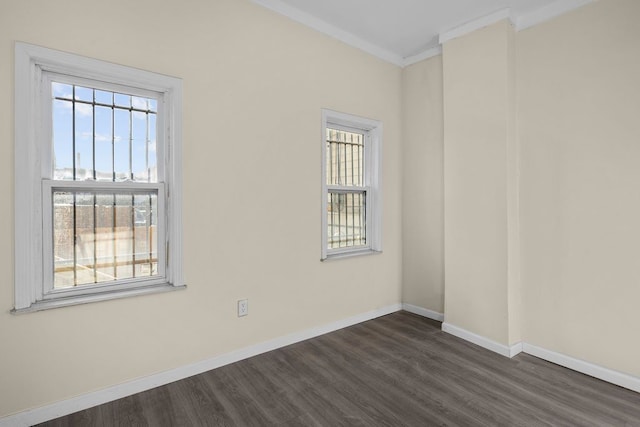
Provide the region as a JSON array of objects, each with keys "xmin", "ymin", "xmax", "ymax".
[
  {"xmin": 326, "ymin": 128, "xmax": 367, "ymax": 249},
  {"xmin": 52, "ymin": 190, "xmax": 159, "ymax": 289},
  {"xmin": 52, "ymin": 82, "xmax": 158, "ymax": 183},
  {"xmin": 47, "ymin": 79, "xmax": 164, "ymax": 291},
  {"xmin": 327, "ymin": 191, "xmax": 366, "ymax": 249},
  {"xmin": 326, "ymin": 128, "xmax": 364, "ymax": 187}
]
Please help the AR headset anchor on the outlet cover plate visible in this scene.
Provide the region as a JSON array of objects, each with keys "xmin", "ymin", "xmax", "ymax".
[{"xmin": 238, "ymin": 299, "xmax": 248, "ymax": 317}]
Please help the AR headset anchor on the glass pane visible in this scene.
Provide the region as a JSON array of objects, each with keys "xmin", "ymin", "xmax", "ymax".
[
  {"xmin": 74, "ymin": 105, "xmax": 94, "ymax": 180},
  {"xmin": 74, "ymin": 86, "xmax": 93, "ymax": 102},
  {"xmin": 114, "ymin": 93, "xmax": 131, "ymax": 108},
  {"xmin": 132, "ymin": 96, "xmax": 148, "ymax": 111},
  {"xmin": 95, "ymin": 194, "xmax": 116, "ymax": 283},
  {"xmin": 148, "ymin": 114, "xmax": 157, "ymax": 182},
  {"xmin": 114, "ymin": 108, "xmax": 131, "ymax": 181},
  {"xmin": 53, "ymin": 99, "xmax": 73, "ymax": 180},
  {"xmin": 52, "ymin": 190, "xmax": 159, "ymax": 288},
  {"xmin": 132, "ymin": 111, "xmax": 148, "ymax": 181},
  {"xmin": 95, "ymin": 90, "xmax": 112, "ymax": 105},
  {"xmin": 133, "ymin": 194, "xmax": 152, "ymax": 277},
  {"xmin": 94, "ymin": 106, "xmax": 113, "ymax": 181},
  {"xmin": 52, "ymin": 82, "xmax": 72, "ymax": 100},
  {"xmin": 326, "ymin": 128, "xmax": 364, "ymax": 186},
  {"xmin": 327, "ymin": 191, "xmax": 366, "ymax": 249},
  {"xmin": 150, "ymin": 194, "xmax": 158, "ymax": 275},
  {"xmin": 53, "ymin": 192, "xmax": 74, "ymax": 288},
  {"xmin": 74, "ymin": 193, "xmax": 95, "ymax": 285},
  {"xmin": 115, "ymin": 194, "xmax": 134, "ymax": 280}
]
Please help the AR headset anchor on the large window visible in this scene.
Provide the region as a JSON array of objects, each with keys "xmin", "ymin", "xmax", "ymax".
[
  {"xmin": 14, "ymin": 43, "xmax": 184, "ymax": 312},
  {"xmin": 321, "ymin": 109, "xmax": 382, "ymax": 260}
]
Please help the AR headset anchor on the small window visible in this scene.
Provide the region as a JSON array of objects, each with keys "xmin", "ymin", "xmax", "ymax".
[
  {"xmin": 321, "ymin": 109, "xmax": 382, "ymax": 260},
  {"xmin": 13, "ymin": 43, "xmax": 184, "ymax": 312}
]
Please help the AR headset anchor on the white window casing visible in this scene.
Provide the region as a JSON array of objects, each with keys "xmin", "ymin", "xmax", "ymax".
[
  {"xmin": 321, "ymin": 109, "xmax": 382, "ymax": 260},
  {"xmin": 13, "ymin": 42, "xmax": 185, "ymax": 313}
]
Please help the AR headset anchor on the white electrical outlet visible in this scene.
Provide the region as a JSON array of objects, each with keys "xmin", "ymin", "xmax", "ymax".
[{"xmin": 237, "ymin": 299, "xmax": 248, "ymax": 317}]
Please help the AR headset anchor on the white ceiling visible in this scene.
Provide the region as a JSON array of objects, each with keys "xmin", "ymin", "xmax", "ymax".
[{"xmin": 252, "ymin": 0, "xmax": 594, "ymax": 66}]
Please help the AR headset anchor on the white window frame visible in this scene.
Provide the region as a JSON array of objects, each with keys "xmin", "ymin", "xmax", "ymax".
[
  {"xmin": 13, "ymin": 42, "xmax": 185, "ymax": 313},
  {"xmin": 321, "ymin": 109, "xmax": 382, "ymax": 260}
]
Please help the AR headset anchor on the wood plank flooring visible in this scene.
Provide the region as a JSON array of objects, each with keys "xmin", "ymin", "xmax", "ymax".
[{"xmin": 38, "ymin": 312, "xmax": 640, "ymax": 426}]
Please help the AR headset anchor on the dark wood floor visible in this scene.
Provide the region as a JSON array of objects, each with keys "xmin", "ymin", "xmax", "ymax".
[{"xmin": 39, "ymin": 311, "xmax": 640, "ymax": 426}]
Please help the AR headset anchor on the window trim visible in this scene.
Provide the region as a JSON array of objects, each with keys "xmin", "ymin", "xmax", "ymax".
[
  {"xmin": 13, "ymin": 42, "xmax": 184, "ymax": 313},
  {"xmin": 321, "ymin": 109, "xmax": 382, "ymax": 260}
]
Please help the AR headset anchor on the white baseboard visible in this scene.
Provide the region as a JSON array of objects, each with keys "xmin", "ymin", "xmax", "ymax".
[
  {"xmin": 401, "ymin": 303, "xmax": 444, "ymax": 322},
  {"xmin": 441, "ymin": 322, "xmax": 522, "ymax": 358},
  {"xmin": 441, "ymin": 323, "xmax": 640, "ymax": 394},
  {"xmin": 0, "ymin": 303, "xmax": 402, "ymax": 427},
  {"xmin": 522, "ymin": 343, "xmax": 640, "ymax": 394}
]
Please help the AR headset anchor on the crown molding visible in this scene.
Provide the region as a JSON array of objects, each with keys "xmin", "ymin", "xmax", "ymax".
[
  {"xmin": 402, "ymin": 46, "xmax": 443, "ymax": 67},
  {"xmin": 251, "ymin": 0, "xmax": 404, "ymax": 67},
  {"xmin": 439, "ymin": 9, "xmax": 514, "ymax": 45},
  {"xmin": 515, "ymin": 0, "xmax": 597, "ymax": 31}
]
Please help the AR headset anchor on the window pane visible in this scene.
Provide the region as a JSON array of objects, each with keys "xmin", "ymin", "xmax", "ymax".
[
  {"xmin": 131, "ymin": 111, "xmax": 148, "ymax": 181},
  {"xmin": 95, "ymin": 90, "xmax": 112, "ymax": 105},
  {"xmin": 114, "ymin": 93, "xmax": 131, "ymax": 108},
  {"xmin": 74, "ymin": 86, "xmax": 93, "ymax": 102},
  {"xmin": 132, "ymin": 96, "xmax": 148, "ymax": 111},
  {"xmin": 53, "ymin": 99, "xmax": 73, "ymax": 180},
  {"xmin": 51, "ymin": 81, "xmax": 158, "ymax": 183},
  {"xmin": 74, "ymin": 193, "xmax": 96, "ymax": 284},
  {"xmin": 148, "ymin": 114, "xmax": 157, "ymax": 182},
  {"xmin": 52, "ymin": 190, "xmax": 159, "ymax": 288},
  {"xmin": 327, "ymin": 191, "xmax": 366, "ymax": 249},
  {"xmin": 133, "ymin": 194, "xmax": 154, "ymax": 277},
  {"xmin": 95, "ymin": 194, "xmax": 116, "ymax": 283},
  {"xmin": 94, "ymin": 106, "xmax": 113, "ymax": 180},
  {"xmin": 150, "ymin": 194, "xmax": 158, "ymax": 275},
  {"xmin": 115, "ymin": 194, "xmax": 134, "ymax": 280},
  {"xmin": 52, "ymin": 82, "xmax": 72, "ymax": 100},
  {"xmin": 53, "ymin": 192, "xmax": 75, "ymax": 288},
  {"xmin": 114, "ymin": 108, "xmax": 131, "ymax": 181},
  {"xmin": 74, "ymin": 105, "xmax": 94, "ymax": 180},
  {"xmin": 326, "ymin": 128, "xmax": 364, "ymax": 187}
]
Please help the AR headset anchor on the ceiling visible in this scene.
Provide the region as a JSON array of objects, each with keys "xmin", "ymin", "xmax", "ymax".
[{"xmin": 252, "ymin": 0, "xmax": 594, "ymax": 66}]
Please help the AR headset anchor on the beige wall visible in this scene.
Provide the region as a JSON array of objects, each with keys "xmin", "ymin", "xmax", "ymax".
[
  {"xmin": 0, "ymin": 0, "xmax": 403, "ymax": 417},
  {"xmin": 401, "ymin": 56, "xmax": 444, "ymax": 313},
  {"xmin": 442, "ymin": 20, "xmax": 517, "ymax": 345},
  {"xmin": 438, "ymin": 0, "xmax": 640, "ymax": 374},
  {"xmin": 518, "ymin": 0, "xmax": 640, "ymax": 376},
  {"xmin": 439, "ymin": 0, "xmax": 640, "ymax": 372}
]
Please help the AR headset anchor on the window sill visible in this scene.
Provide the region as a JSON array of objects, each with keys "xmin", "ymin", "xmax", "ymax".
[
  {"xmin": 11, "ymin": 283, "xmax": 186, "ymax": 314},
  {"xmin": 321, "ymin": 249, "xmax": 382, "ymax": 262}
]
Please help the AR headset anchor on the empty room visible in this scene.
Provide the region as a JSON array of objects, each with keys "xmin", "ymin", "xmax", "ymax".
[{"xmin": 1, "ymin": 0, "xmax": 639, "ymax": 425}]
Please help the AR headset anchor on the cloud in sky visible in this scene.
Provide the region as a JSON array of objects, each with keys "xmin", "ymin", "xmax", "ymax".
[
  {"xmin": 132, "ymin": 97, "xmax": 148, "ymax": 110},
  {"xmin": 57, "ymin": 99, "xmax": 93, "ymax": 117},
  {"xmin": 75, "ymin": 103, "xmax": 93, "ymax": 117}
]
